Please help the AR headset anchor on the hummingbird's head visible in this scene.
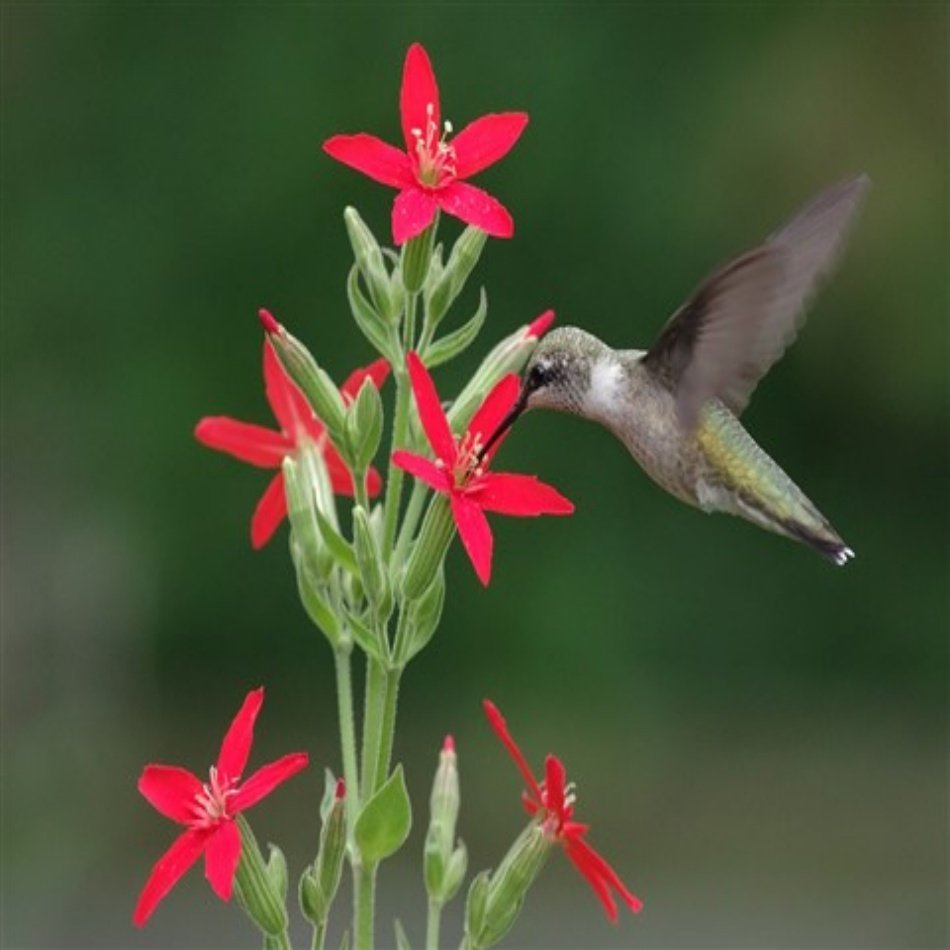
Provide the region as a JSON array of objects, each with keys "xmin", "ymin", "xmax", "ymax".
[{"xmin": 476, "ymin": 327, "xmax": 605, "ymax": 462}]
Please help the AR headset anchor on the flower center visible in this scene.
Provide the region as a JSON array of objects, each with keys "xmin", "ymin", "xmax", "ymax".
[
  {"xmin": 189, "ymin": 765, "xmax": 236, "ymax": 829},
  {"xmin": 452, "ymin": 431, "xmax": 486, "ymax": 488},
  {"xmin": 410, "ymin": 103, "xmax": 457, "ymax": 188}
]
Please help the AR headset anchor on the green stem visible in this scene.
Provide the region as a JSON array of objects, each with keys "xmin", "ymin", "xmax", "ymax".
[
  {"xmin": 311, "ymin": 922, "xmax": 326, "ymax": 950},
  {"xmin": 355, "ymin": 863, "xmax": 376, "ymax": 950},
  {"xmin": 360, "ymin": 658, "xmax": 387, "ymax": 800},
  {"xmin": 374, "ymin": 667, "xmax": 401, "ymax": 789},
  {"xmin": 426, "ymin": 897, "xmax": 443, "ymax": 950},
  {"xmin": 333, "ymin": 645, "xmax": 360, "ymax": 827},
  {"xmin": 353, "ymin": 468, "xmax": 370, "ymax": 515},
  {"xmin": 392, "ymin": 480, "xmax": 428, "ymax": 568},
  {"xmin": 381, "ymin": 360, "xmax": 412, "ymax": 559}
]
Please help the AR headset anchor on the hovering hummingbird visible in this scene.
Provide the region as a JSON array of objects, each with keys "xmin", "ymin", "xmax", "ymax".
[{"xmin": 481, "ymin": 175, "xmax": 870, "ymax": 565}]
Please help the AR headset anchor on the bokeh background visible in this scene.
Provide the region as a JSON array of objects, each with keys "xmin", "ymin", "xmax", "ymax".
[{"xmin": 2, "ymin": 5, "xmax": 947, "ymax": 949}]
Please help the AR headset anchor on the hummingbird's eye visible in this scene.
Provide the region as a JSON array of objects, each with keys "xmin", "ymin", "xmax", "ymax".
[{"xmin": 527, "ymin": 363, "xmax": 548, "ymax": 390}]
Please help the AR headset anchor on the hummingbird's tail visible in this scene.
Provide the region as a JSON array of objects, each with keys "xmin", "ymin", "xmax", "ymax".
[{"xmin": 779, "ymin": 518, "xmax": 854, "ymax": 566}]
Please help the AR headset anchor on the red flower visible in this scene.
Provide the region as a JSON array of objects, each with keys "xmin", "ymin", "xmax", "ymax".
[
  {"xmin": 391, "ymin": 352, "xmax": 573, "ymax": 585},
  {"xmin": 133, "ymin": 688, "xmax": 308, "ymax": 926},
  {"xmin": 483, "ymin": 699, "xmax": 643, "ymax": 922},
  {"xmin": 323, "ymin": 42, "xmax": 528, "ymax": 245},
  {"xmin": 195, "ymin": 335, "xmax": 389, "ymax": 548}
]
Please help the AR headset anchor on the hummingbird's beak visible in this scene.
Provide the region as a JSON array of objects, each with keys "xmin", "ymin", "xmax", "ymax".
[{"xmin": 476, "ymin": 381, "xmax": 531, "ymax": 463}]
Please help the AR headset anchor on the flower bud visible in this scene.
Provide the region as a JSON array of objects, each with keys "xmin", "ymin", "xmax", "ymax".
[
  {"xmin": 264, "ymin": 844, "xmax": 288, "ymax": 902},
  {"xmin": 233, "ymin": 816, "xmax": 290, "ymax": 937},
  {"xmin": 465, "ymin": 823, "xmax": 552, "ymax": 948},
  {"xmin": 352, "ymin": 506, "xmax": 393, "ymax": 624},
  {"xmin": 401, "ymin": 217, "xmax": 438, "ymax": 294},
  {"xmin": 400, "ymin": 496, "xmax": 455, "ymax": 602},
  {"xmin": 447, "ymin": 311, "xmax": 554, "ymax": 430},
  {"xmin": 262, "ymin": 314, "xmax": 347, "ymax": 442},
  {"xmin": 344, "ymin": 207, "xmax": 399, "ymax": 322},
  {"xmin": 300, "ymin": 775, "xmax": 347, "ymax": 926},
  {"xmin": 425, "ymin": 736, "xmax": 466, "ymax": 905},
  {"xmin": 426, "ymin": 226, "xmax": 488, "ymax": 328},
  {"xmin": 345, "ymin": 377, "xmax": 384, "ymax": 475}
]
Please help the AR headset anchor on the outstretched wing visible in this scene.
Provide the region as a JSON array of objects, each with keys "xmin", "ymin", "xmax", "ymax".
[{"xmin": 643, "ymin": 175, "xmax": 870, "ymax": 428}]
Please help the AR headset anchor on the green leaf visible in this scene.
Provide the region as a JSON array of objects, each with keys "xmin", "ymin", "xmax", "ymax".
[
  {"xmin": 424, "ymin": 287, "xmax": 488, "ymax": 368},
  {"xmin": 314, "ymin": 509, "xmax": 359, "ymax": 578},
  {"xmin": 347, "ymin": 613, "xmax": 387, "ymax": 664},
  {"xmin": 264, "ymin": 844, "xmax": 288, "ymax": 901},
  {"xmin": 355, "ymin": 765, "xmax": 412, "ymax": 865}
]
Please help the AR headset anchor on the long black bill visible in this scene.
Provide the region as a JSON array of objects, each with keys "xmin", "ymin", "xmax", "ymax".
[{"xmin": 476, "ymin": 382, "xmax": 531, "ymax": 463}]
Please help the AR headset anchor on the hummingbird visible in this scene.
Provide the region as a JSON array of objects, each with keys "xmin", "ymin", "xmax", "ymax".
[{"xmin": 480, "ymin": 175, "xmax": 869, "ymax": 565}]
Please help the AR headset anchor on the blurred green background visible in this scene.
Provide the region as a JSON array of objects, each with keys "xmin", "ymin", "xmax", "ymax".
[{"xmin": 2, "ymin": 5, "xmax": 946, "ymax": 949}]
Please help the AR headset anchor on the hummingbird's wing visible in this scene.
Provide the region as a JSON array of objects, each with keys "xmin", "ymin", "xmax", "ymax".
[{"xmin": 643, "ymin": 175, "xmax": 869, "ymax": 428}]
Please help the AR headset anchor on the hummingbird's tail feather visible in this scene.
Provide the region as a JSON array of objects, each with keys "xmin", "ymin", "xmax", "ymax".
[{"xmin": 779, "ymin": 517, "xmax": 855, "ymax": 566}]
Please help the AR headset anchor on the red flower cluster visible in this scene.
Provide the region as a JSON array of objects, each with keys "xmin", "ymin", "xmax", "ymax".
[
  {"xmin": 392, "ymin": 352, "xmax": 573, "ymax": 585},
  {"xmin": 483, "ymin": 700, "xmax": 642, "ymax": 922},
  {"xmin": 195, "ymin": 330, "xmax": 389, "ymax": 548},
  {"xmin": 324, "ymin": 43, "xmax": 528, "ymax": 245},
  {"xmin": 133, "ymin": 689, "xmax": 308, "ymax": 926}
]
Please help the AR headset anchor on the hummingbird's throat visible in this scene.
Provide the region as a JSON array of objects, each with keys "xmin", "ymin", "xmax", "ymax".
[{"xmin": 410, "ymin": 103, "xmax": 456, "ymax": 188}]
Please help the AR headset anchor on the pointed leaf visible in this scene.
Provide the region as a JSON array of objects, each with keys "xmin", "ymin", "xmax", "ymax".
[
  {"xmin": 394, "ymin": 919, "xmax": 413, "ymax": 950},
  {"xmin": 424, "ymin": 287, "xmax": 488, "ymax": 368},
  {"xmin": 347, "ymin": 265, "xmax": 400, "ymax": 361},
  {"xmin": 355, "ymin": 765, "xmax": 412, "ymax": 865}
]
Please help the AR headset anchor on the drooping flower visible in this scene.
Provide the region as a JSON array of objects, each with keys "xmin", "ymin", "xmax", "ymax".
[
  {"xmin": 392, "ymin": 351, "xmax": 573, "ymax": 585},
  {"xmin": 324, "ymin": 42, "xmax": 528, "ymax": 245},
  {"xmin": 483, "ymin": 699, "xmax": 643, "ymax": 922},
  {"xmin": 195, "ymin": 335, "xmax": 389, "ymax": 548},
  {"xmin": 133, "ymin": 688, "xmax": 308, "ymax": 926}
]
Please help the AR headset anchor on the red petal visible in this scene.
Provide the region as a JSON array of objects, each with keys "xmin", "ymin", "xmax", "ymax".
[
  {"xmin": 391, "ymin": 450, "xmax": 451, "ymax": 493},
  {"xmin": 133, "ymin": 829, "xmax": 209, "ymax": 927},
  {"xmin": 366, "ymin": 465, "xmax": 383, "ymax": 497},
  {"xmin": 450, "ymin": 492, "xmax": 493, "ymax": 585},
  {"xmin": 216, "ymin": 688, "xmax": 264, "ymax": 783},
  {"xmin": 400, "ymin": 43, "xmax": 440, "ymax": 153},
  {"xmin": 323, "ymin": 134, "xmax": 413, "ymax": 188},
  {"xmin": 251, "ymin": 473, "xmax": 288, "ymax": 549},
  {"xmin": 195, "ymin": 417, "xmax": 289, "ymax": 468},
  {"xmin": 204, "ymin": 820, "xmax": 241, "ymax": 902},
  {"xmin": 466, "ymin": 374, "xmax": 520, "ymax": 465},
  {"xmin": 138, "ymin": 765, "xmax": 203, "ymax": 824},
  {"xmin": 482, "ymin": 700, "xmax": 543, "ymax": 804},
  {"xmin": 452, "ymin": 113, "xmax": 529, "ymax": 178},
  {"xmin": 231, "ymin": 752, "xmax": 309, "ymax": 812},
  {"xmin": 526, "ymin": 309, "xmax": 555, "ymax": 339},
  {"xmin": 340, "ymin": 357, "xmax": 391, "ymax": 402},
  {"xmin": 322, "ymin": 443, "xmax": 358, "ymax": 497},
  {"xmin": 469, "ymin": 472, "xmax": 575, "ymax": 516},
  {"xmin": 565, "ymin": 834, "xmax": 644, "ymax": 916},
  {"xmin": 544, "ymin": 755, "xmax": 568, "ymax": 821},
  {"xmin": 392, "ymin": 187, "xmax": 438, "ymax": 245},
  {"xmin": 264, "ymin": 339, "xmax": 320, "ymax": 442},
  {"xmin": 436, "ymin": 181, "xmax": 514, "ymax": 238},
  {"xmin": 405, "ymin": 352, "xmax": 457, "ymax": 466}
]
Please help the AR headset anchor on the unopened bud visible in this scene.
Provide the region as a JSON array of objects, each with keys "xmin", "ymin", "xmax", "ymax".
[
  {"xmin": 344, "ymin": 207, "xmax": 399, "ymax": 322},
  {"xmin": 425, "ymin": 735, "xmax": 466, "ymax": 904},
  {"xmin": 345, "ymin": 377, "xmax": 384, "ymax": 475},
  {"xmin": 264, "ymin": 319, "xmax": 347, "ymax": 442},
  {"xmin": 353, "ymin": 506, "xmax": 392, "ymax": 623},
  {"xmin": 448, "ymin": 311, "xmax": 555, "ymax": 431},
  {"xmin": 300, "ymin": 774, "xmax": 347, "ymax": 927},
  {"xmin": 426, "ymin": 226, "xmax": 488, "ymax": 328}
]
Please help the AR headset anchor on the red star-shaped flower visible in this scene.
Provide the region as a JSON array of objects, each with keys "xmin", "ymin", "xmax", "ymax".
[
  {"xmin": 133, "ymin": 688, "xmax": 308, "ymax": 926},
  {"xmin": 323, "ymin": 42, "xmax": 528, "ymax": 245},
  {"xmin": 391, "ymin": 351, "xmax": 573, "ymax": 585},
  {"xmin": 483, "ymin": 699, "xmax": 643, "ymax": 922},
  {"xmin": 195, "ymin": 331, "xmax": 389, "ymax": 548}
]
